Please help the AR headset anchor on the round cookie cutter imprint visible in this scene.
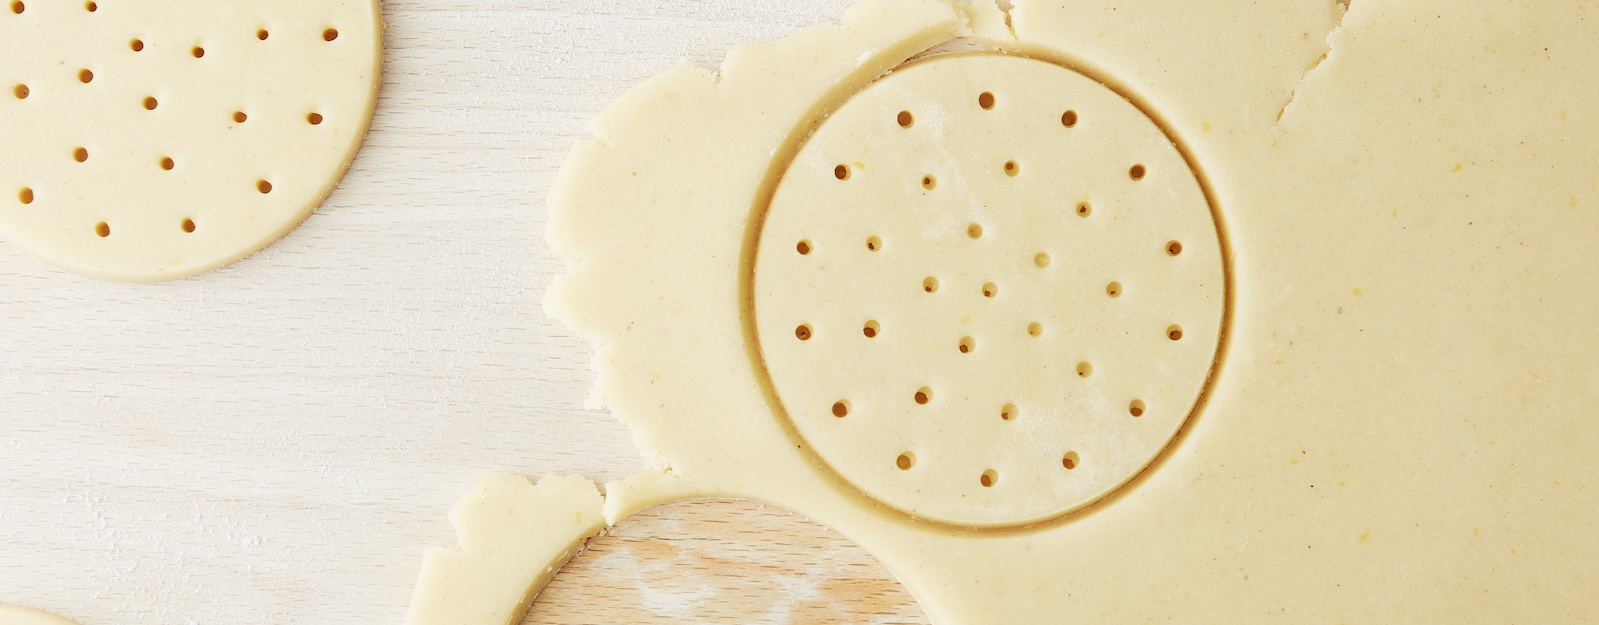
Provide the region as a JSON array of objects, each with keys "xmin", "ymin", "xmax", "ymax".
[{"xmin": 748, "ymin": 52, "xmax": 1231, "ymax": 529}]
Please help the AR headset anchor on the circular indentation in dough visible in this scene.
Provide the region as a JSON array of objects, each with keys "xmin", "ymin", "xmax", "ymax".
[
  {"xmin": 897, "ymin": 110, "xmax": 914, "ymax": 128},
  {"xmin": 159, "ymin": 156, "xmax": 175, "ymax": 170},
  {"xmin": 307, "ymin": 111, "xmax": 324, "ymax": 125},
  {"xmin": 1062, "ymin": 452, "xmax": 1080, "ymax": 470},
  {"xmin": 9, "ymin": 1, "xmax": 22, "ymax": 14},
  {"xmin": 1003, "ymin": 160, "xmax": 1019, "ymax": 176},
  {"xmin": 921, "ymin": 175, "xmax": 936, "ymax": 190},
  {"xmin": 181, "ymin": 217, "xmax": 196, "ymax": 233},
  {"xmin": 796, "ymin": 239, "xmax": 812, "ymax": 255},
  {"xmin": 1062, "ymin": 109, "xmax": 1078, "ymax": 127},
  {"xmin": 94, "ymin": 221, "xmax": 109, "ymax": 237},
  {"xmin": 832, "ymin": 401, "xmax": 850, "ymax": 418},
  {"xmin": 12, "ymin": 84, "xmax": 27, "ymax": 99},
  {"xmin": 862, "ymin": 320, "xmax": 879, "ymax": 338},
  {"xmin": 72, "ymin": 147, "xmax": 88, "ymax": 163},
  {"xmin": 980, "ymin": 469, "xmax": 998, "ymax": 487},
  {"xmin": 18, "ymin": 187, "xmax": 34, "ymax": 204},
  {"xmin": 753, "ymin": 54, "xmax": 1227, "ymax": 527},
  {"xmin": 795, "ymin": 324, "xmax": 812, "ymax": 341},
  {"xmin": 1167, "ymin": 240, "xmax": 1184, "ymax": 256},
  {"xmin": 866, "ymin": 236, "xmax": 881, "ymax": 251},
  {"xmin": 1167, "ymin": 324, "xmax": 1184, "ymax": 341},
  {"xmin": 0, "ymin": 0, "xmax": 381, "ymax": 281},
  {"xmin": 1130, "ymin": 164, "xmax": 1147, "ymax": 180},
  {"xmin": 896, "ymin": 452, "xmax": 914, "ymax": 470},
  {"xmin": 256, "ymin": 179, "xmax": 273, "ymax": 194},
  {"xmin": 1129, "ymin": 399, "xmax": 1145, "ymax": 417},
  {"xmin": 966, "ymin": 223, "xmax": 983, "ymax": 239}
]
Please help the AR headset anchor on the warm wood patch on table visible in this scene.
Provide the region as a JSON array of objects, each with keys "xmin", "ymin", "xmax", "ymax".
[{"xmin": 525, "ymin": 499, "xmax": 927, "ymax": 625}]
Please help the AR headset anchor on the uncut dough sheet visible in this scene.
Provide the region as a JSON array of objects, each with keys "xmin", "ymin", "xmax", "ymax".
[{"xmin": 536, "ymin": 0, "xmax": 1599, "ymax": 623}]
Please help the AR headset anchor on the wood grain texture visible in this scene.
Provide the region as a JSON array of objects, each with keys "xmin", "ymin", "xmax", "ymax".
[
  {"xmin": 525, "ymin": 500, "xmax": 926, "ymax": 625},
  {"xmin": 0, "ymin": 1, "xmax": 926, "ymax": 623}
]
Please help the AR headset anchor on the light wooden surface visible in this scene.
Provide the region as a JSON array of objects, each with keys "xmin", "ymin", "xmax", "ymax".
[
  {"xmin": 526, "ymin": 500, "xmax": 925, "ymax": 625},
  {"xmin": 0, "ymin": 1, "xmax": 925, "ymax": 623}
]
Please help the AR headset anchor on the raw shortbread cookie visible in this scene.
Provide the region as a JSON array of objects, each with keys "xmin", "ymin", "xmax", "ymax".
[
  {"xmin": 418, "ymin": 0, "xmax": 1599, "ymax": 623},
  {"xmin": 756, "ymin": 53, "xmax": 1225, "ymax": 526},
  {"xmin": 0, "ymin": 0, "xmax": 381, "ymax": 282},
  {"xmin": 0, "ymin": 605, "xmax": 81, "ymax": 625}
]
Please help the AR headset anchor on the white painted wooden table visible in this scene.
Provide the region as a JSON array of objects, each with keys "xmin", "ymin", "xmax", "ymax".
[{"xmin": 0, "ymin": 2, "xmax": 926, "ymax": 623}]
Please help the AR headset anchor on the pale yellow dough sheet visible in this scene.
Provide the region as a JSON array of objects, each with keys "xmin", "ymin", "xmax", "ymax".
[
  {"xmin": 0, "ymin": 0, "xmax": 381, "ymax": 281},
  {"xmin": 414, "ymin": 0, "xmax": 1599, "ymax": 623}
]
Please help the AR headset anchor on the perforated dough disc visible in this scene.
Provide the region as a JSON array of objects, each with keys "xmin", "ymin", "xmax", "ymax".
[
  {"xmin": 0, "ymin": 0, "xmax": 380, "ymax": 282},
  {"xmin": 754, "ymin": 53, "xmax": 1225, "ymax": 528}
]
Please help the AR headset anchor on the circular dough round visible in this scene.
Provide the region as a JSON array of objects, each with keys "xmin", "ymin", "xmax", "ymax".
[
  {"xmin": 753, "ymin": 53, "xmax": 1227, "ymax": 528},
  {"xmin": 0, "ymin": 0, "xmax": 380, "ymax": 281}
]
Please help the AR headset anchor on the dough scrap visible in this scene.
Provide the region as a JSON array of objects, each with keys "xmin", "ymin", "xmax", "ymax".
[
  {"xmin": 0, "ymin": 605, "xmax": 81, "ymax": 625},
  {"xmin": 0, "ymin": 0, "xmax": 381, "ymax": 281},
  {"xmin": 405, "ymin": 474, "xmax": 606, "ymax": 625}
]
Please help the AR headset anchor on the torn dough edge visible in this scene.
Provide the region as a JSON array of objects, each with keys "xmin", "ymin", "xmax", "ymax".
[{"xmin": 403, "ymin": 471, "xmax": 696, "ymax": 625}]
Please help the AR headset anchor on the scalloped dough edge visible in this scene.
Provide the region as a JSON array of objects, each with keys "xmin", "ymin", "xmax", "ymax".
[
  {"xmin": 545, "ymin": 0, "xmax": 980, "ymax": 478},
  {"xmin": 404, "ymin": 471, "xmax": 697, "ymax": 625},
  {"xmin": 405, "ymin": 474, "xmax": 605, "ymax": 625}
]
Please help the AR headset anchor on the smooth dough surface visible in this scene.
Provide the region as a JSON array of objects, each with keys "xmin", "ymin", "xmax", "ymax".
[
  {"xmin": 0, "ymin": 605, "xmax": 80, "ymax": 625},
  {"xmin": 756, "ymin": 53, "xmax": 1223, "ymax": 527},
  {"xmin": 0, "ymin": 0, "xmax": 381, "ymax": 282},
  {"xmin": 425, "ymin": 0, "xmax": 1599, "ymax": 623}
]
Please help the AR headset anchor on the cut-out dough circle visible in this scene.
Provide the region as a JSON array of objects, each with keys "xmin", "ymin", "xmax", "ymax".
[
  {"xmin": 753, "ymin": 53, "xmax": 1226, "ymax": 527},
  {"xmin": 0, "ymin": 0, "xmax": 381, "ymax": 281}
]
